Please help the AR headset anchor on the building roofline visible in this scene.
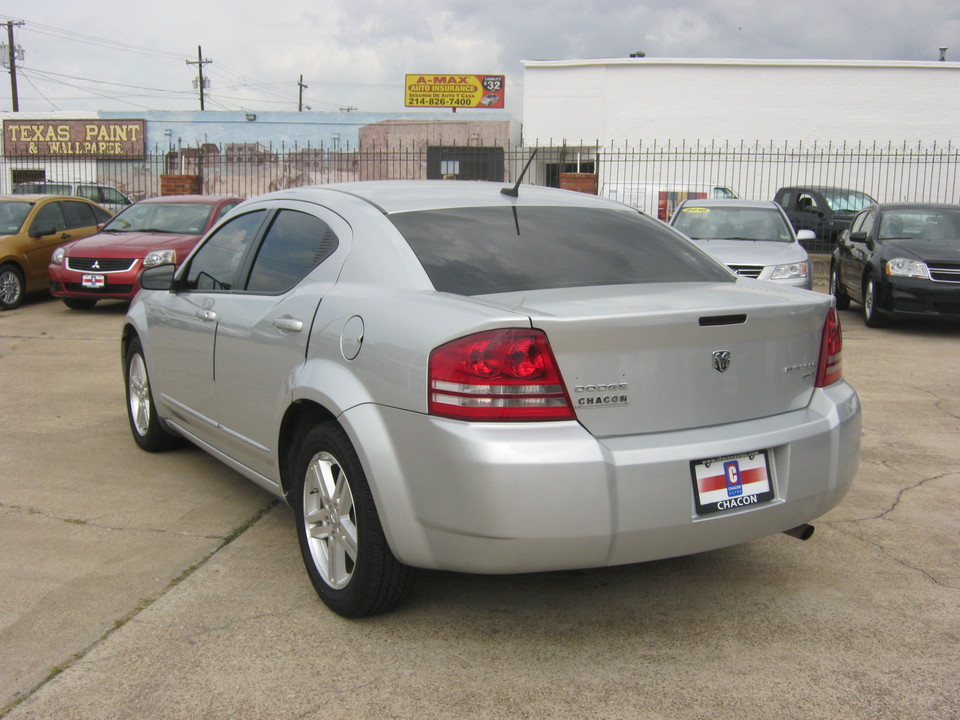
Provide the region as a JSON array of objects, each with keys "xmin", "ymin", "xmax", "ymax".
[{"xmin": 521, "ymin": 57, "xmax": 959, "ymax": 70}]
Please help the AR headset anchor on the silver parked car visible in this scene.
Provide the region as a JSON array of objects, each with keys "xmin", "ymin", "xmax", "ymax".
[
  {"xmin": 670, "ymin": 199, "xmax": 814, "ymax": 289},
  {"xmin": 122, "ymin": 181, "xmax": 861, "ymax": 617}
]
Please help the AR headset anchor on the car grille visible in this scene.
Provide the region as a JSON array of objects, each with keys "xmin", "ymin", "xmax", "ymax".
[
  {"xmin": 929, "ymin": 263, "xmax": 960, "ymax": 283},
  {"xmin": 67, "ymin": 257, "xmax": 137, "ymax": 273},
  {"xmin": 727, "ymin": 264, "xmax": 763, "ymax": 279},
  {"xmin": 63, "ymin": 283, "xmax": 135, "ymax": 294}
]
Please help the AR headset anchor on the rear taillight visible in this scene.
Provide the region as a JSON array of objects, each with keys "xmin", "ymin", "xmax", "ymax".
[
  {"xmin": 815, "ymin": 307, "xmax": 843, "ymax": 387},
  {"xmin": 428, "ymin": 329, "xmax": 575, "ymax": 421}
]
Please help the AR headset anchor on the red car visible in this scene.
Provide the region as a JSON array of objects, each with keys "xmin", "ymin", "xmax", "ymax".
[{"xmin": 49, "ymin": 194, "xmax": 242, "ymax": 309}]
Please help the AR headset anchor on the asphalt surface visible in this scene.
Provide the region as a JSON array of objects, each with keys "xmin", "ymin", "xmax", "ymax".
[{"xmin": 1, "ymin": 278, "xmax": 958, "ymax": 720}]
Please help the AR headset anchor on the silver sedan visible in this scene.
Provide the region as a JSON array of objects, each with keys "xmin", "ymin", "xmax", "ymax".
[
  {"xmin": 671, "ymin": 199, "xmax": 814, "ymax": 289},
  {"xmin": 122, "ymin": 181, "xmax": 861, "ymax": 616}
]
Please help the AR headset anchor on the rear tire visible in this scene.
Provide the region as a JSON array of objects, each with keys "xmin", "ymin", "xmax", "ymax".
[
  {"xmin": 0, "ymin": 263, "xmax": 24, "ymax": 310},
  {"xmin": 829, "ymin": 263, "xmax": 850, "ymax": 311},
  {"xmin": 292, "ymin": 421, "xmax": 412, "ymax": 617},
  {"xmin": 125, "ymin": 337, "xmax": 181, "ymax": 451},
  {"xmin": 64, "ymin": 298, "xmax": 98, "ymax": 310}
]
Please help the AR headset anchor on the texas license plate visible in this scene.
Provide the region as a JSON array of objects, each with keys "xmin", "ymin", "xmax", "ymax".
[
  {"xmin": 82, "ymin": 274, "xmax": 105, "ymax": 288},
  {"xmin": 691, "ymin": 450, "xmax": 774, "ymax": 515}
]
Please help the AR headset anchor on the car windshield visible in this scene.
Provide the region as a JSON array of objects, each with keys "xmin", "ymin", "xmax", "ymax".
[
  {"xmin": 822, "ymin": 189, "xmax": 876, "ymax": 212},
  {"xmin": 878, "ymin": 208, "xmax": 960, "ymax": 240},
  {"xmin": 388, "ymin": 206, "xmax": 732, "ymax": 296},
  {"xmin": 103, "ymin": 202, "xmax": 215, "ymax": 234},
  {"xmin": 0, "ymin": 201, "xmax": 32, "ymax": 234},
  {"xmin": 672, "ymin": 206, "xmax": 794, "ymax": 242}
]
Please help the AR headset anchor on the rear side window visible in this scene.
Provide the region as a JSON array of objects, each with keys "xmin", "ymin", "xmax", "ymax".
[
  {"xmin": 61, "ymin": 200, "xmax": 98, "ymax": 229},
  {"xmin": 388, "ymin": 206, "xmax": 731, "ymax": 295},
  {"xmin": 246, "ymin": 210, "xmax": 339, "ymax": 294}
]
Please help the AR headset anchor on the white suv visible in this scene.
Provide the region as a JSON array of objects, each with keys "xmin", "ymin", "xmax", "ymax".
[{"xmin": 13, "ymin": 181, "xmax": 132, "ymax": 214}]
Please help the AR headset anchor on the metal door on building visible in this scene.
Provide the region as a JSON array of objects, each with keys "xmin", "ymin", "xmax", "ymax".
[{"xmin": 426, "ymin": 147, "xmax": 505, "ymax": 181}]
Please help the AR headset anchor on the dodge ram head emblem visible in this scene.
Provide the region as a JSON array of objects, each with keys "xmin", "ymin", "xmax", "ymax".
[{"xmin": 712, "ymin": 350, "xmax": 731, "ymax": 373}]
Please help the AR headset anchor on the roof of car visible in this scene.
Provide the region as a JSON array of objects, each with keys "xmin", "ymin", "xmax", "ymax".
[
  {"xmin": 778, "ymin": 186, "xmax": 866, "ymax": 192},
  {"xmin": 677, "ymin": 199, "xmax": 781, "ymax": 210},
  {"xmin": 135, "ymin": 194, "xmax": 243, "ymax": 204},
  {"xmin": 871, "ymin": 202, "xmax": 960, "ymax": 211},
  {"xmin": 257, "ymin": 180, "xmax": 635, "ymax": 215},
  {"xmin": 0, "ymin": 194, "xmax": 95, "ymax": 203}
]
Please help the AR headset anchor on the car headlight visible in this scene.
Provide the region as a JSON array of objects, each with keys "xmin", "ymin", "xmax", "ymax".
[
  {"xmin": 143, "ymin": 249, "xmax": 176, "ymax": 268},
  {"xmin": 886, "ymin": 258, "xmax": 930, "ymax": 279},
  {"xmin": 51, "ymin": 247, "xmax": 66, "ymax": 265},
  {"xmin": 771, "ymin": 261, "xmax": 809, "ymax": 280}
]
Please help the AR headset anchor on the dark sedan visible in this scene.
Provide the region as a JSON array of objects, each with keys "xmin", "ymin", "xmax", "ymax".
[{"xmin": 830, "ymin": 203, "xmax": 960, "ymax": 327}]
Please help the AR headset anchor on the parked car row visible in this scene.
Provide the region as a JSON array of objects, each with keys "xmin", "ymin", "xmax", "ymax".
[{"xmin": 0, "ymin": 193, "xmax": 240, "ymax": 310}]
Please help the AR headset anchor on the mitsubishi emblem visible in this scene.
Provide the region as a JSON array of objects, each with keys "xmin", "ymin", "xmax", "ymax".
[
  {"xmin": 92, "ymin": 261, "xmax": 101, "ymax": 270},
  {"xmin": 712, "ymin": 350, "xmax": 731, "ymax": 373}
]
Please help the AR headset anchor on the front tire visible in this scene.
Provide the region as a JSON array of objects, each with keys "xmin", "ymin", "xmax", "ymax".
[
  {"xmin": 863, "ymin": 276, "xmax": 886, "ymax": 328},
  {"xmin": 0, "ymin": 263, "xmax": 25, "ymax": 310},
  {"xmin": 64, "ymin": 298, "xmax": 98, "ymax": 310},
  {"xmin": 293, "ymin": 421, "xmax": 412, "ymax": 617},
  {"xmin": 125, "ymin": 337, "xmax": 181, "ymax": 451}
]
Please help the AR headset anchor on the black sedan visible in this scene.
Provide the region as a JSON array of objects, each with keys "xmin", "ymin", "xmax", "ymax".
[{"xmin": 830, "ymin": 203, "xmax": 960, "ymax": 327}]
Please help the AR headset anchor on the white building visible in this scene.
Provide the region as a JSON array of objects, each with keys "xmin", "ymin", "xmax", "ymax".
[
  {"xmin": 521, "ymin": 57, "xmax": 960, "ymax": 147},
  {"xmin": 520, "ymin": 58, "xmax": 960, "ymax": 212}
]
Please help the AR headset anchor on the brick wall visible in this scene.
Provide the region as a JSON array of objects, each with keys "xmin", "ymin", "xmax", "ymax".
[{"xmin": 159, "ymin": 174, "xmax": 200, "ymax": 195}]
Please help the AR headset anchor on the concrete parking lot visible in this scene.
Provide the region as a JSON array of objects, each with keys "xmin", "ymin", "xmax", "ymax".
[{"xmin": 1, "ymin": 287, "xmax": 958, "ymax": 720}]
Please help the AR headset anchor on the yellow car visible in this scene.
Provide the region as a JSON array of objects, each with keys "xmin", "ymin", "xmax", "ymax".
[{"xmin": 0, "ymin": 194, "xmax": 112, "ymax": 310}]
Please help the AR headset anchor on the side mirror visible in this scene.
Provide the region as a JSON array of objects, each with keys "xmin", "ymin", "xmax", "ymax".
[
  {"xmin": 850, "ymin": 231, "xmax": 868, "ymax": 242},
  {"xmin": 796, "ymin": 229, "xmax": 816, "ymax": 242},
  {"xmin": 29, "ymin": 225, "xmax": 57, "ymax": 238},
  {"xmin": 139, "ymin": 264, "xmax": 177, "ymax": 291}
]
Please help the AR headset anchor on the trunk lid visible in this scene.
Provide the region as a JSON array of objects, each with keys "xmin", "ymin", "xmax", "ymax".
[{"xmin": 478, "ymin": 281, "xmax": 831, "ymax": 437}]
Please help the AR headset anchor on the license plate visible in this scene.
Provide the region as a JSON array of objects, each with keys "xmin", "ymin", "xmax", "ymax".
[
  {"xmin": 82, "ymin": 274, "xmax": 105, "ymax": 288},
  {"xmin": 691, "ymin": 450, "xmax": 774, "ymax": 515}
]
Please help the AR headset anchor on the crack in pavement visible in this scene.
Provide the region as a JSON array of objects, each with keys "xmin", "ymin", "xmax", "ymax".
[
  {"xmin": 824, "ymin": 471, "xmax": 958, "ymax": 590},
  {"xmin": 0, "ymin": 499, "xmax": 281, "ymax": 717},
  {"xmin": 0, "ymin": 499, "xmax": 276, "ymax": 543}
]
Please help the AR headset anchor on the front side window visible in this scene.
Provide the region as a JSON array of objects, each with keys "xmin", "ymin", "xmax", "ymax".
[
  {"xmin": 389, "ymin": 206, "xmax": 731, "ymax": 296},
  {"xmin": 246, "ymin": 210, "xmax": 339, "ymax": 294},
  {"xmin": 183, "ymin": 210, "xmax": 266, "ymax": 291},
  {"xmin": 822, "ymin": 190, "xmax": 876, "ymax": 212},
  {"xmin": 30, "ymin": 202, "xmax": 67, "ymax": 234}
]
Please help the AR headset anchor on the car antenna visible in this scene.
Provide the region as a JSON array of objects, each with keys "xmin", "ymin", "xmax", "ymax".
[{"xmin": 501, "ymin": 149, "xmax": 538, "ymax": 197}]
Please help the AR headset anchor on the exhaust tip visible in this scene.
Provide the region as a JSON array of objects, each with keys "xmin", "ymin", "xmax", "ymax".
[{"xmin": 783, "ymin": 523, "xmax": 815, "ymax": 541}]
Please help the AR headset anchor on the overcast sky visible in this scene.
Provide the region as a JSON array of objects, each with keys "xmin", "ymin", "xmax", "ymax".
[{"xmin": 1, "ymin": 0, "xmax": 957, "ymax": 116}]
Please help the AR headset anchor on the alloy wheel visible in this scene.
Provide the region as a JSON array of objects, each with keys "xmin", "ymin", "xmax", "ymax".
[{"xmin": 302, "ymin": 451, "xmax": 359, "ymax": 590}]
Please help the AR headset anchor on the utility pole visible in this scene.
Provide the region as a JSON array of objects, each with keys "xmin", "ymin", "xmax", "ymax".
[
  {"xmin": 186, "ymin": 46, "xmax": 212, "ymax": 110},
  {"xmin": 4, "ymin": 21, "xmax": 24, "ymax": 112},
  {"xmin": 298, "ymin": 74, "xmax": 308, "ymax": 111}
]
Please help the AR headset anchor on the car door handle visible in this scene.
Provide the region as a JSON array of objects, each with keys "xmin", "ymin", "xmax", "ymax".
[
  {"xmin": 273, "ymin": 317, "xmax": 303, "ymax": 333},
  {"xmin": 196, "ymin": 310, "xmax": 217, "ymax": 322},
  {"xmin": 60, "ymin": 232, "xmax": 72, "ymax": 240}
]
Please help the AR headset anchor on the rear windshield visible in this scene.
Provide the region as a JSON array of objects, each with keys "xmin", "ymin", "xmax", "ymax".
[{"xmin": 388, "ymin": 206, "xmax": 732, "ymax": 295}]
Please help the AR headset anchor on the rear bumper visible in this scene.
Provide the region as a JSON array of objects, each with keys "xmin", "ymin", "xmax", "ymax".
[{"xmin": 342, "ymin": 380, "xmax": 861, "ymax": 573}]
